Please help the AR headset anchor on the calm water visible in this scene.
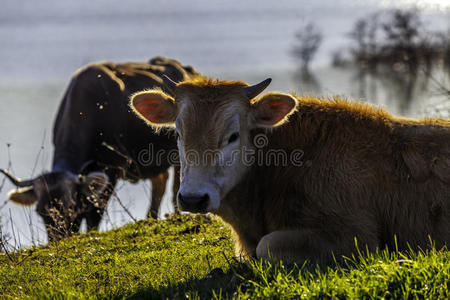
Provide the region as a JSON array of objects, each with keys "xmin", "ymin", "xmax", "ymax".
[{"xmin": 1, "ymin": 0, "xmax": 449, "ymax": 248}]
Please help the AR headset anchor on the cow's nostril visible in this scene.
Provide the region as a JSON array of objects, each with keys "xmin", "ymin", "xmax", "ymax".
[
  {"xmin": 201, "ymin": 193, "xmax": 209, "ymax": 202},
  {"xmin": 178, "ymin": 193, "xmax": 210, "ymax": 212}
]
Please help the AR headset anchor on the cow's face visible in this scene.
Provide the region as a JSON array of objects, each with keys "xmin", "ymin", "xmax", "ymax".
[
  {"xmin": 131, "ymin": 78, "xmax": 297, "ymax": 213},
  {"xmin": 3, "ymin": 171, "xmax": 108, "ymax": 241}
]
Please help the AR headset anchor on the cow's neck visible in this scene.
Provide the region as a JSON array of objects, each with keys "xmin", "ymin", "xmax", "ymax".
[
  {"xmin": 217, "ymin": 183, "xmax": 267, "ymax": 257},
  {"xmin": 52, "ymin": 159, "xmax": 77, "ymax": 174}
]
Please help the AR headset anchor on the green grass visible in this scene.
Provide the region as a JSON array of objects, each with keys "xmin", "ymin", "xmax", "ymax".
[{"xmin": 1, "ymin": 214, "xmax": 449, "ymax": 299}]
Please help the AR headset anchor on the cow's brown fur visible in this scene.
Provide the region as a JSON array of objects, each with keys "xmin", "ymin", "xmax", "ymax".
[
  {"xmin": 226, "ymin": 95, "xmax": 449, "ymax": 262},
  {"xmin": 134, "ymin": 78, "xmax": 450, "ymax": 265}
]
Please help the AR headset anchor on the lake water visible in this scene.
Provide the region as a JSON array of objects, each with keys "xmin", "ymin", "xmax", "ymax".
[{"xmin": 1, "ymin": 0, "xmax": 449, "ymax": 248}]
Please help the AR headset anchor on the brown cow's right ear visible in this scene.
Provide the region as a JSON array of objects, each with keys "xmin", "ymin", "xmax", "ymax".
[
  {"xmin": 8, "ymin": 187, "xmax": 37, "ymax": 206},
  {"xmin": 130, "ymin": 90, "xmax": 177, "ymax": 127}
]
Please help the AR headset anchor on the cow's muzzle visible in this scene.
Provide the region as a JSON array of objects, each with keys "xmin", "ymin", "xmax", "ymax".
[{"xmin": 178, "ymin": 193, "xmax": 209, "ymax": 213}]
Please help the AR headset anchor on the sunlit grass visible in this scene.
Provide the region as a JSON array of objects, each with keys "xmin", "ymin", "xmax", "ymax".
[{"xmin": 1, "ymin": 214, "xmax": 449, "ymax": 299}]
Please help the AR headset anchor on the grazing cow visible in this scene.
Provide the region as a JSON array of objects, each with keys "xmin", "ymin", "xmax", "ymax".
[
  {"xmin": 130, "ymin": 76, "xmax": 450, "ymax": 265},
  {"xmin": 1, "ymin": 57, "xmax": 197, "ymax": 242}
]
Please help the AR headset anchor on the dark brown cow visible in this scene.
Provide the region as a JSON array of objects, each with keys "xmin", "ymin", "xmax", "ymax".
[
  {"xmin": 131, "ymin": 76, "xmax": 450, "ymax": 265},
  {"xmin": 1, "ymin": 57, "xmax": 198, "ymax": 242}
]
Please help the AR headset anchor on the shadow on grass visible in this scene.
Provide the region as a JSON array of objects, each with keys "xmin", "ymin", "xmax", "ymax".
[
  {"xmin": 119, "ymin": 259, "xmax": 321, "ymax": 299},
  {"xmin": 122, "ymin": 263, "xmax": 250, "ymax": 299}
]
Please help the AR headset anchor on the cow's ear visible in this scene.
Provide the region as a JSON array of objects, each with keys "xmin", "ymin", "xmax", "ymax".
[
  {"xmin": 131, "ymin": 90, "xmax": 177, "ymax": 127},
  {"xmin": 250, "ymin": 92, "xmax": 297, "ymax": 128},
  {"xmin": 80, "ymin": 172, "xmax": 109, "ymax": 198},
  {"xmin": 8, "ymin": 187, "xmax": 37, "ymax": 206}
]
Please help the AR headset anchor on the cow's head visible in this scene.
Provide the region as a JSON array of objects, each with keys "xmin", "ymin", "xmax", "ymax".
[
  {"xmin": 131, "ymin": 77, "xmax": 297, "ymax": 213},
  {"xmin": 1, "ymin": 169, "xmax": 109, "ymax": 241}
]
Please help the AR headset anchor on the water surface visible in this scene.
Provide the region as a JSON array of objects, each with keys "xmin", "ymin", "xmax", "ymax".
[{"xmin": 0, "ymin": 0, "xmax": 449, "ymax": 247}]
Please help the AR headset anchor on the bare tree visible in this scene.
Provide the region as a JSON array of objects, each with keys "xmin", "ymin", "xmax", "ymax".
[
  {"xmin": 348, "ymin": 13, "xmax": 379, "ymax": 68},
  {"xmin": 292, "ymin": 22, "xmax": 323, "ymax": 71}
]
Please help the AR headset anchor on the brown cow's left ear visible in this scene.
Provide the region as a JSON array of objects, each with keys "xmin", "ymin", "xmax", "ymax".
[
  {"xmin": 250, "ymin": 92, "xmax": 297, "ymax": 128},
  {"xmin": 130, "ymin": 90, "xmax": 177, "ymax": 127}
]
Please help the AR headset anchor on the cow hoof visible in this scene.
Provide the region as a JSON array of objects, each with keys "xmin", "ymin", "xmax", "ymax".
[{"xmin": 147, "ymin": 210, "xmax": 159, "ymax": 220}]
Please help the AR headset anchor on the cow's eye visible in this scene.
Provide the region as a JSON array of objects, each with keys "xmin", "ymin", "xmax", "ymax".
[{"xmin": 228, "ymin": 132, "xmax": 240, "ymax": 144}]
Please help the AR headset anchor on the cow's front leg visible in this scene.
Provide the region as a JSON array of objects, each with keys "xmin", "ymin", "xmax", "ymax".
[
  {"xmin": 148, "ymin": 170, "xmax": 169, "ymax": 219},
  {"xmin": 85, "ymin": 178, "xmax": 116, "ymax": 231},
  {"xmin": 172, "ymin": 165, "xmax": 181, "ymax": 215},
  {"xmin": 256, "ymin": 226, "xmax": 378, "ymax": 265}
]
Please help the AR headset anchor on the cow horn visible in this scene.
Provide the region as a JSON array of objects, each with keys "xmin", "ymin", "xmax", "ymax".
[
  {"xmin": 0, "ymin": 169, "xmax": 35, "ymax": 187},
  {"xmin": 162, "ymin": 75, "xmax": 178, "ymax": 93},
  {"xmin": 245, "ymin": 78, "xmax": 272, "ymax": 99}
]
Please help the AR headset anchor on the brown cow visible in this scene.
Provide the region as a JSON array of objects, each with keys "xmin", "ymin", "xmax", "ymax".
[{"xmin": 130, "ymin": 76, "xmax": 450, "ymax": 265}]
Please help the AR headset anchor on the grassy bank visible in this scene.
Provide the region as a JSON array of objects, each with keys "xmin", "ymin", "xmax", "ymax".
[{"xmin": 1, "ymin": 215, "xmax": 449, "ymax": 299}]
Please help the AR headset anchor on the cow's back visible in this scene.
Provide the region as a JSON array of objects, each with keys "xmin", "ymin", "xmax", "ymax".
[
  {"xmin": 52, "ymin": 57, "xmax": 197, "ymax": 179},
  {"xmin": 241, "ymin": 98, "xmax": 450, "ymax": 252}
]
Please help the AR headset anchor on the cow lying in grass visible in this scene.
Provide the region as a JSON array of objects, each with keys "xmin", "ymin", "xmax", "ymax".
[
  {"xmin": 1, "ymin": 57, "xmax": 197, "ymax": 242},
  {"xmin": 131, "ymin": 76, "xmax": 450, "ymax": 265}
]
